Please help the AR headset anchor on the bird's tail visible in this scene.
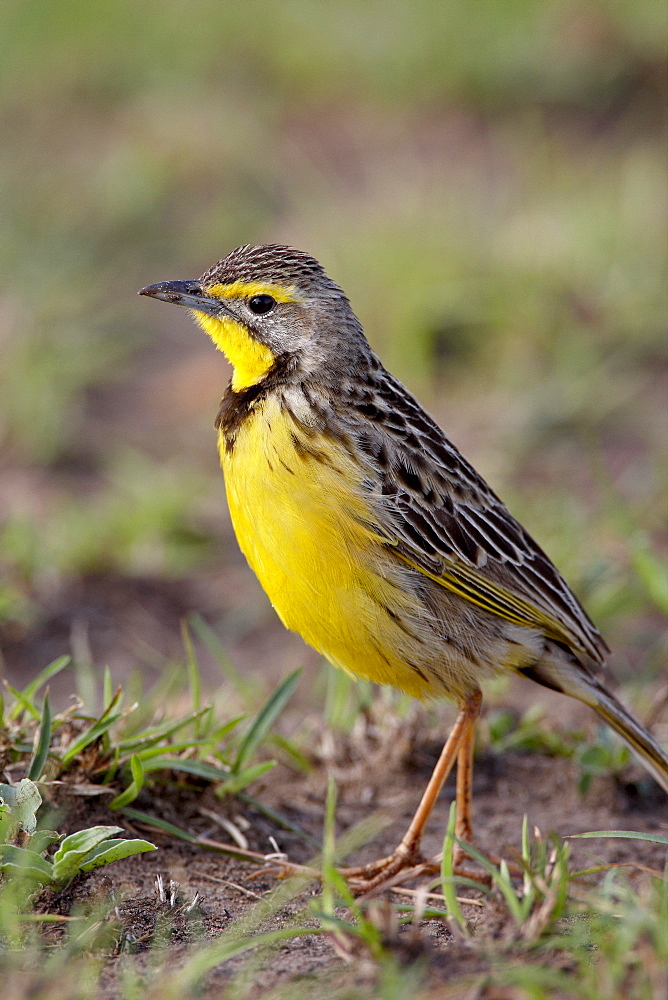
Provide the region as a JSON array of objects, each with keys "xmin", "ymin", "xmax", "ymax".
[{"xmin": 521, "ymin": 649, "xmax": 668, "ymax": 794}]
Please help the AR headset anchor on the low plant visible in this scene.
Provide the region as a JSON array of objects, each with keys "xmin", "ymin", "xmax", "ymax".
[{"xmin": 0, "ymin": 777, "xmax": 155, "ymax": 890}]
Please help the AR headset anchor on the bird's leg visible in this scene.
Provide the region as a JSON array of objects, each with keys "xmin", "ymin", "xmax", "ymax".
[
  {"xmin": 394, "ymin": 689, "xmax": 482, "ymax": 860},
  {"xmin": 453, "ymin": 718, "xmax": 475, "ymax": 847},
  {"xmin": 341, "ymin": 690, "xmax": 482, "ymax": 893}
]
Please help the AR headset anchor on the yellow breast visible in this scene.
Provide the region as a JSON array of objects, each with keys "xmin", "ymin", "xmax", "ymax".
[{"xmin": 219, "ymin": 394, "xmax": 435, "ymax": 699}]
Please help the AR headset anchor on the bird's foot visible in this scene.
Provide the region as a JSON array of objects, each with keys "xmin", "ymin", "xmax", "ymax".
[
  {"xmin": 336, "ymin": 835, "xmax": 474, "ymax": 896},
  {"xmin": 250, "ymin": 842, "xmax": 436, "ymax": 894},
  {"xmin": 249, "ymin": 840, "xmax": 520, "ymax": 897},
  {"xmin": 340, "ymin": 843, "xmax": 523, "ymax": 895},
  {"xmin": 339, "ymin": 848, "xmax": 439, "ymax": 895}
]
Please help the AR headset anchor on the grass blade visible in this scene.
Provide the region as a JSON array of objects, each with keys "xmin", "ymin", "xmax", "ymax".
[
  {"xmin": 59, "ymin": 713, "xmax": 122, "ymax": 769},
  {"xmin": 232, "ymin": 669, "xmax": 301, "ymax": 774},
  {"xmin": 455, "ymin": 837, "xmax": 526, "ymax": 924},
  {"xmin": 188, "ymin": 613, "xmax": 253, "ymax": 697},
  {"xmin": 238, "ymin": 792, "xmax": 322, "ymax": 850},
  {"xmin": 138, "ymin": 756, "xmax": 236, "ymax": 783},
  {"xmin": 6, "ymin": 686, "xmax": 40, "ymax": 722},
  {"xmin": 440, "ymin": 801, "xmax": 469, "ymax": 935},
  {"xmin": 131, "ymin": 740, "xmax": 211, "ymax": 761},
  {"xmin": 10, "ymin": 656, "xmax": 71, "ymax": 720},
  {"xmin": 109, "ymin": 754, "xmax": 145, "ymax": 809},
  {"xmin": 121, "ymin": 807, "xmax": 199, "ymax": 844},
  {"xmin": 102, "ymin": 667, "xmax": 113, "ymax": 710},
  {"xmin": 567, "ymin": 830, "xmax": 668, "ymax": 846},
  {"xmin": 117, "ymin": 707, "xmax": 226, "ymax": 754},
  {"xmin": 181, "ymin": 619, "xmax": 201, "ymax": 715},
  {"xmin": 27, "ymin": 691, "xmax": 52, "ymax": 781},
  {"xmin": 223, "ymin": 760, "xmax": 276, "ymax": 794},
  {"xmin": 171, "ymin": 927, "xmax": 317, "ymax": 994},
  {"xmin": 321, "ymin": 777, "xmax": 337, "ymax": 917}
]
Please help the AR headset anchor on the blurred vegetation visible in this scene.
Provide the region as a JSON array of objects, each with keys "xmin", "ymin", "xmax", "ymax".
[{"xmin": 0, "ymin": 0, "xmax": 666, "ymax": 689}]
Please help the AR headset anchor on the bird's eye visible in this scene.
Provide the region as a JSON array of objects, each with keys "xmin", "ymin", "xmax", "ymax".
[{"xmin": 248, "ymin": 294, "xmax": 276, "ymax": 315}]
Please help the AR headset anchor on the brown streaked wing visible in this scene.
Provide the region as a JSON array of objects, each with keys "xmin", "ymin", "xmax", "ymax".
[{"xmin": 347, "ymin": 370, "xmax": 609, "ymax": 664}]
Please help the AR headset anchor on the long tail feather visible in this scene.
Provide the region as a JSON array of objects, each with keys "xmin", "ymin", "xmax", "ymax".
[
  {"xmin": 522, "ymin": 651, "xmax": 668, "ymax": 793},
  {"xmin": 590, "ymin": 685, "xmax": 668, "ymax": 793}
]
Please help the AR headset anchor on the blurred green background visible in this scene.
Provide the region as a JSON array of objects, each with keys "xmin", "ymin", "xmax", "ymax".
[{"xmin": 1, "ymin": 0, "xmax": 666, "ymax": 699}]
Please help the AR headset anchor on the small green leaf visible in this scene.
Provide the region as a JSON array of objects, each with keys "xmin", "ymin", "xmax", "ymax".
[
  {"xmin": 130, "ymin": 753, "xmax": 144, "ymax": 783},
  {"xmin": 51, "ymin": 825, "xmax": 123, "ymax": 883},
  {"xmin": 0, "ymin": 778, "xmax": 42, "ymax": 834},
  {"xmin": 0, "ymin": 845, "xmax": 54, "ymax": 883},
  {"xmin": 53, "ymin": 825, "xmax": 124, "ymax": 861},
  {"xmin": 28, "ymin": 829, "xmax": 60, "ymax": 854},
  {"xmin": 79, "ymin": 837, "xmax": 156, "ymax": 872},
  {"xmin": 578, "ymin": 744, "xmax": 612, "ymax": 772}
]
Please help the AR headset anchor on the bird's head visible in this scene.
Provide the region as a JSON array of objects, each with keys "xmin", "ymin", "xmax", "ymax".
[{"xmin": 139, "ymin": 244, "xmax": 367, "ymax": 392}]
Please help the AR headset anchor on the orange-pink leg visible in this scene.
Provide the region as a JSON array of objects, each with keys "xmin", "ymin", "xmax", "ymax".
[
  {"xmin": 341, "ymin": 690, "xmax": 482, "ymax": 893},
  {"xmin": 454, "ymin": 716, "xmax": 475, "ymax": 842}
]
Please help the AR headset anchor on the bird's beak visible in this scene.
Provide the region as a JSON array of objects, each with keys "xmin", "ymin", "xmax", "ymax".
[{"xmin": 138, "ymin": 280, "xmax": 235, "ymax": 319}]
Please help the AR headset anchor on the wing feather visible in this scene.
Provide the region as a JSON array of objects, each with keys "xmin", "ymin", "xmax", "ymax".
[{"xmin": 345, "ymin": 371, "xmax": 609, "ymax": 664}]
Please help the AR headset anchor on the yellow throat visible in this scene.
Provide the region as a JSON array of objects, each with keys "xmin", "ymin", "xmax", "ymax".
[{"xmin": 192, "ymin": 280, "xmax": 296, "ymax": 391}]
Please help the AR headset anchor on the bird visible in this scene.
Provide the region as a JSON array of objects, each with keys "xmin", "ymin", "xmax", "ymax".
[{"xmin": 140, "ymin": 244, "xmax": 668, "ymax": 891}]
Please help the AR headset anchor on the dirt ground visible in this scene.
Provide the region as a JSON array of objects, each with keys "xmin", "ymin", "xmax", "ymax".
[{"xmin": 28, "ymin": 701, "xmax": 667, "ymax": 998}]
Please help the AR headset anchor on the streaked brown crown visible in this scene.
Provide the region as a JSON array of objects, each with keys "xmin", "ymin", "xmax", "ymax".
[{"xmin": 200, "ymin": 244, "xmax": 346, "ymax": 303}]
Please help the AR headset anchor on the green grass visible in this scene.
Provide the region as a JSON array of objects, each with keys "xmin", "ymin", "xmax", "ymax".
[
  {"xmin": 0, "ymin": 649, "xmax": 309, "ymax": 850},
  {"xmin": 1, "ymin": 655, "xmax": 665, "ymax": 1000}
]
